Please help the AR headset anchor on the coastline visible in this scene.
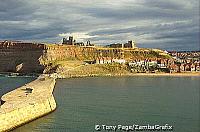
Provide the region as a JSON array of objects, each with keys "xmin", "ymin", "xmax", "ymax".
[
  {"xmin": 1, "ymin": 71, "xmax": 199, "ymax": 79},
  {"xmin": 50, "ymin": 72, "xmax": 200, "ymax": 79},
  {"xmin": 126, "ymin": 72, "xmax": 200, "ymax": 77}
]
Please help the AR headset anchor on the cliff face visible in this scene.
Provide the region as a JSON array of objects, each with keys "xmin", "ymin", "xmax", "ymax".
[
  {"xmin": 41, "ymin": 45, "xmax": 97, "ymax": 64},
  {"xmin": 0, "ymin": 43, "xmax": 45, "ymax": 73},
  {"xmin": 0, "ymin": 43, "xmax": 98, "ymax": 73}
]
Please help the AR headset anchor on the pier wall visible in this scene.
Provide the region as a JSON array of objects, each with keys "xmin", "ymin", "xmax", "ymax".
[{"xmin": 0, "ymin": 76, "xmax": 56, "ymax": 132}]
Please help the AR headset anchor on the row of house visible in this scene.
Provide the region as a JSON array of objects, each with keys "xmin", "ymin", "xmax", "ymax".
[
  {"xmin": 168, "ymin": 51, "xmax": 200, "ymax": 59},
  {"xmin": 168, "ymin": 51, "xmax": 200, "ymax": 72},
  {"xmin": 129, "ymin": 58, "xmax": 200, "ymax": 72},
  {"xmin": 94, "ymin": 57, "xmax": 200, "ymax": 72},
  {"xmin": 129, "ymin": 60, "xmax": 157, "ymax": 67},
  {"xmin": 95, "ymin": 57, "xmax": 126, "ymax": 64},
  {"xmin": 169, "ymin": 61, "xmax": 200, "ymax": 72}
]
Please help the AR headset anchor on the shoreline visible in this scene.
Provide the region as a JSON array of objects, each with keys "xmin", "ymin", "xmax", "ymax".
[
  {"xmin": 126, "ymin": 72, "xmax": 200, "ymax": 77},
  {"xmin": 1, "ymin": 72, "xmax": 199, "ymax": 79},
  {"xmin": 50, "ymin": 72, "xmax": 200, "ymax": 79}
]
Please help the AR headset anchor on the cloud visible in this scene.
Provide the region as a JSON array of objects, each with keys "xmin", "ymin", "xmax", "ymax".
[
  {"xmin": 58, "ymin": 32, "xmax": 96, "ymax": 42},
  {"xmin": 0, "ymin": 0, "xmax": 199, "ymax": 50}
]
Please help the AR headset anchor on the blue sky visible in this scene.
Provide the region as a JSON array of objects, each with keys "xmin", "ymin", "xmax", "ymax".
[{"xmin": 0, "ymin": 0, "xmax": 199, "ymax": 50}]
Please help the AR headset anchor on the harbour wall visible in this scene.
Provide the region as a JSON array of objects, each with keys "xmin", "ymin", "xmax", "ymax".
[{"xmin": 0, "ymin": 76, "xmax": 56, "ymax": 132}]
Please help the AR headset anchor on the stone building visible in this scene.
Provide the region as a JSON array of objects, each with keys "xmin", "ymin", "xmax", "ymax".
[
  {"xmin": 62, "ymin": 37, "xmax": 95, "ymax": 47},
  {"xmin": 106, "ymin": 43, "xmax": 123, "ymax": 48},
  {"xmin": 106, "ymin": 40, "xmax": 137, "ymax": 49},
  {"xmin": 124, "ymin": 40, "xmax": 136, "ymax": 48},
  {"xmin": 86, "ymin": 40, "xmax": 95, "ymax": 46},
  {"xmin": 74, "ymin": 42, "xmax": 84, "ymax": 46},
  {"xmin": 62, "ymin": 36, "xmax": 75, "ymax": 45}
]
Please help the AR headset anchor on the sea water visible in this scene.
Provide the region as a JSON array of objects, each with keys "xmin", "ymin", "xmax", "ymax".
[
  {"xmin": 0, "ymin": 76, "xmax": 35, "ymax": 97},
  {"xmin": 2, "ymin": 76, "xmax": 199, "ymax": 132}
]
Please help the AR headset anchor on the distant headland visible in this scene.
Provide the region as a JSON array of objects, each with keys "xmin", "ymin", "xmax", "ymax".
[{"xmin": 0, "ymin": 36, "xmax": 199, "ymax": 77}]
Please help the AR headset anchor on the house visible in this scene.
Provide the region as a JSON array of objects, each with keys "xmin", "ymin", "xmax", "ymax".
[
  {"xmin": 104, "ymin": 57, "xmax": 112, "ymax": 64},
  {"xmin": 169, "ymin": 63, "xmax": 180, "ymax": 72},
  {"xmin": 96, "ymin": 57, "xmax": 104, "ymax": 64},
  {"xmin": 112, "ymin": 58, "xmax": 126, "ymax": 64},
  {"xmin": 184, "ymin": 63, "xmax": 192, "ymax": 71},
  {"xmin": 157, "ymin": 59, "xmax": 167, "ymax": 68},
  {"xmin": 96, "ymin": 57, "xmax": 112, "ymax": 64}
]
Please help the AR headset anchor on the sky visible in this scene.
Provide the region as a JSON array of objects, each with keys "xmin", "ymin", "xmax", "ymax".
[{"xmin": 0, "ymin": 0, "xmax": 199, "ymax": 51}]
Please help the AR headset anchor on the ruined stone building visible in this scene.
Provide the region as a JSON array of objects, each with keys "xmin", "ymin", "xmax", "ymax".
[
  {"xmin": 106, "ymin": 40, "xmax": 137, "ymax": 49},
  {"xmin": 107, "ymin": 43, "xmax": 123, "ymax": 48},
  {"xmin": 62, "ymin": 36, "xmax": 75, "ymax": 45},
  {"xmin": 124, "ymin": 40, "xmax": 136, "ymax": 48},
  {"xmin": 62, "ymin": 36, "xmax": 94, "ymax": 47}
]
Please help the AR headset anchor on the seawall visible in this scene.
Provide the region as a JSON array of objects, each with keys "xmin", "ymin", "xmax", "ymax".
[{"xmin": 0, "ymin": 76, "xmax": 56, "ymax": 132}]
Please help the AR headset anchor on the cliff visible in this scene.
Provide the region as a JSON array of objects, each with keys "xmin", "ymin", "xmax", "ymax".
[
  {"xmin": 0, "ymin": 41, "xmax": 171, "ymax": 74},
  {"xmin": 0, "ymin": 76, "xmax": 56, "ymax": 131},
  {"xmin": 0, "ymin": 42, "xmax": 45, "ymax": 73}
]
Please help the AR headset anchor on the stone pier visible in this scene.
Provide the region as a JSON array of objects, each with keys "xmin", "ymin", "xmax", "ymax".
[{"xmin": 0, "ymin": 76, "xmax": 56, "ymax": 132}]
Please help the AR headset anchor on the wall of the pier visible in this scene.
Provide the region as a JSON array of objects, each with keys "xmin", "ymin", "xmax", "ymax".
[{"xmin": 0, "ymin": 77, "xmax": 56, "ymax": 131}]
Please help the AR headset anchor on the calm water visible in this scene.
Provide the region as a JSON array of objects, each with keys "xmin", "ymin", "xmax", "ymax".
[
  {"xmin": 0, "ymin": 76, "xmax": 35, "ymax": 97},
  {"xmin": 1, "ymin": 76, "xmax": 199, "ymax": 132}
]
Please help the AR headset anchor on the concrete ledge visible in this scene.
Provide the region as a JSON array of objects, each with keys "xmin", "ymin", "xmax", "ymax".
[{"xmin": 0, "ymin": 76, "xmax": 56, "ymax": 132}]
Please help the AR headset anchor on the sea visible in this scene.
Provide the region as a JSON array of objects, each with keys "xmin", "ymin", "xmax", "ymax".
[{"xmin": 0, "ymin": 76, "xmax": 199, "ymax": 132}]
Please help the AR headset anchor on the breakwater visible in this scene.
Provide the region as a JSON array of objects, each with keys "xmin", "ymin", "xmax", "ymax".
[{"xmin": 0, "ymin": 76, "xmax": 56, "ymax": 132}]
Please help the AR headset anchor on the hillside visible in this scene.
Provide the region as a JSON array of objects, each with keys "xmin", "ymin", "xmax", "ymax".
[{"xmin": 0, "ymin": 42, "xmax": 172, "ymax": 74}]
